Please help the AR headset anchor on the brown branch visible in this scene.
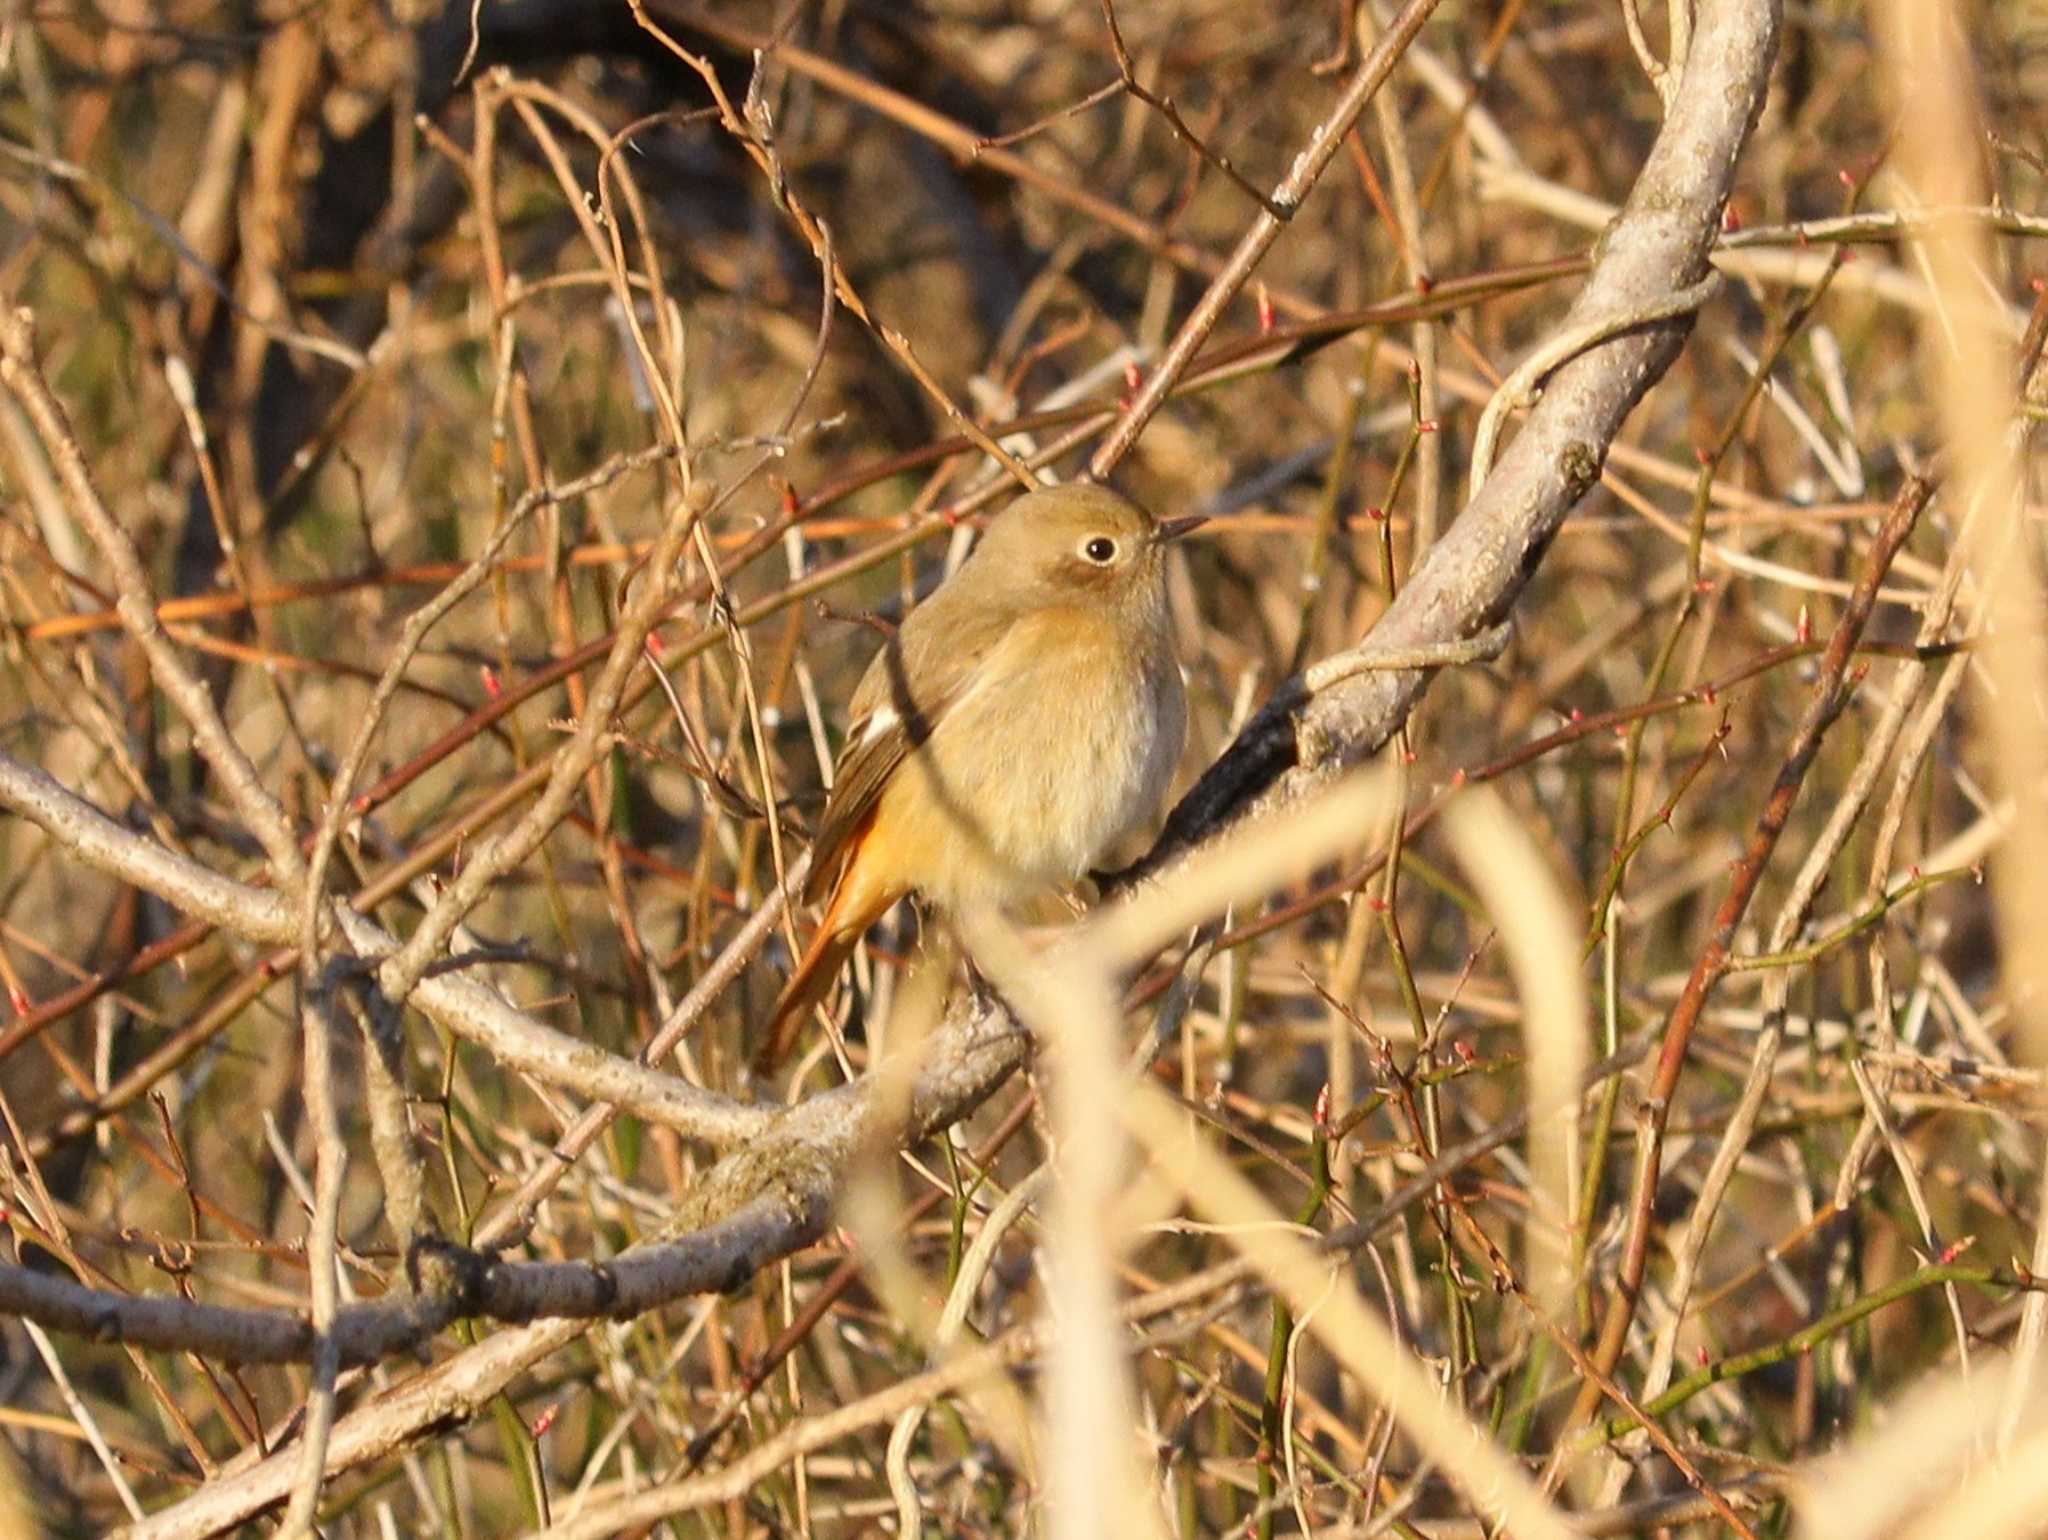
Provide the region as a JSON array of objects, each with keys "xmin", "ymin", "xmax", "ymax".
[
  {"xmin": 1097, "ymin": 0, "xmax": 1288, "ymax": 220},
  {"xmin": 0, "ymin": 755, "xmax": 773, "ymax": 1148},
  {"xmin": 1560, "ymin": 472, "xmax": 1935, "ymax": 1440},
  {"xmin": 0, "ymin": 309, "xmax": 306, "ymax": 887},
  {"xmin": 1126, "ymin": 0, "xmax": 1783, "ymax": 884},
  {"xmin": 0, "ymin": 1190, "xmax": 793, "ymax": 1370},
  {"xmin": 110, "ymin": 990, "xmax": 1027, "ymax": 1538},
  {"xmin": 11, "ymin": 4, "xmax": 1792, "ymax": 1527},
  {"xmin": 0, "ymin": 991, "xmax": 1025, "ymax": 1386},
  {"xmin": 1084, "ymin": 0, "xmax": 1446, "ymax": 478}
]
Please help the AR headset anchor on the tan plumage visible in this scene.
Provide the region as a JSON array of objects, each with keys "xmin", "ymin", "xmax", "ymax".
[{"xmin": 758, "ymin": 483, "xmax": 1198, "ymax": 1070}]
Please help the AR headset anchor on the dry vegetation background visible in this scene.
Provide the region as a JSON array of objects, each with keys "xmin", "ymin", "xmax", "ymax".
[{"xmin": 2, "ymin": 0, "xmax": 2048, "ymax": 1536}]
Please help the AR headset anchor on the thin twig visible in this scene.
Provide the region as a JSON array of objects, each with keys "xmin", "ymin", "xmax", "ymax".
[{"xmin": 1561, "ymin": 473, "xmax": 1933, "ymax": 1441}]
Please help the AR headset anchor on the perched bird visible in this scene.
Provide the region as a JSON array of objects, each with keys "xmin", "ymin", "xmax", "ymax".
[{"xmin": 758, "ymin": 482, "xmax": 1201, "ymax": 1069}]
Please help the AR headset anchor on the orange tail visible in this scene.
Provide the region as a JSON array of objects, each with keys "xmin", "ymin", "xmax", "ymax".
[
  {"xmin": 758, "ymin": 816, "xmax": 905, "ymax": 1073},
  {"xmin": 755, "ymin": 921, "xmax": 862, "ymax": 1074}
]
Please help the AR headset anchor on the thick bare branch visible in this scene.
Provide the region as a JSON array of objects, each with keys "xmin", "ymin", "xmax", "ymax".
[
  {"xmin": 0, "ymin": 755, "xmax": 772, "ymax": 1147},
  {"xmin": 1132, "ymin": 0, "xmax": 1783, "ymax": 879},
  {"xmin": 109, "ymin": 993, "xmax": 1025, "ymax": 1537}
]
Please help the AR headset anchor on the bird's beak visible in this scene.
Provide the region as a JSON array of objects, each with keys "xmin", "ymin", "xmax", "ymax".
[{"xmin": 1152, "ymin": 513, "xmax": 1208, "ymax": 545}]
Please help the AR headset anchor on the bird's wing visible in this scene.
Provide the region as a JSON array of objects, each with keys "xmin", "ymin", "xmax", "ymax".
[{"xmin": 803, "ymin": 591, "xmax": 1012, "ymax": 902}]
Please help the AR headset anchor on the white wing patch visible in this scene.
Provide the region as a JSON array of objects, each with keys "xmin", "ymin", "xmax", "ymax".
[{"xmin": 857, "ymin": 706, "xmax": 898, "ymax": 747}]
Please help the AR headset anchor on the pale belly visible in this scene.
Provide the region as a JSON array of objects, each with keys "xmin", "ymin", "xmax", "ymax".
[{"xmin": 869, "ymin": 618, "xmax": 1184, "ymax": 913}]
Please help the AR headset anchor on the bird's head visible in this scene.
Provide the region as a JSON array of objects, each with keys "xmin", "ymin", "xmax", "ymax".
[{"xmin": 973, "ymin": 483, "xmax": 1204, "ymax": 617}]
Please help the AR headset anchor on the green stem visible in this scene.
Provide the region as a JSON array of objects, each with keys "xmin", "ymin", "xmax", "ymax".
[
  {"xmin": 1725, "ymin": 867, "xmax": 1973, "ymax": 972},
  {"xmin": 1257, "ymin": 1108, "xmax": 1333, "ymax": 1539},
  {"xmin": 1580, "ymin": 1263, "xmax": 2035, "ymax": 1447}
]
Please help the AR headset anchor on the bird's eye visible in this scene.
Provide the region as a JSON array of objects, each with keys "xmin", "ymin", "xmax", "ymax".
[{"xmin": 1083, "ymin": 536, "xmax": 1118, "ymax": 564}]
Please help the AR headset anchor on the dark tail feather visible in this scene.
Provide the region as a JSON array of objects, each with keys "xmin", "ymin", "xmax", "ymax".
[{"xmin": 755, "ymin": 924, "xmax": 860, "ymax": 1074}]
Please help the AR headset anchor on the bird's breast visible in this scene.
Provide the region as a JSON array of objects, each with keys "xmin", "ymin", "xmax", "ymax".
[{"xmin": 873, "ymin": 607, "xmax": 1185, "ymax": 911}]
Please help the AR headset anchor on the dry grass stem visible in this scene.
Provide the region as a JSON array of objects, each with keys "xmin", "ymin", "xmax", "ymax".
[{"xmin": 3, "ymin": 0, "xmax": 2045, "ymax": 1535}]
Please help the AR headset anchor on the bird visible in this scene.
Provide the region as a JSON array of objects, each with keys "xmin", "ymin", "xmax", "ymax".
[{"xmin": 756, "ymin": 482, "xmax": 1202, "ymax": 1070}]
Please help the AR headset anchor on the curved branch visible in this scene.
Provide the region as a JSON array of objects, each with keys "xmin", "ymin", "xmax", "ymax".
[
  {"xmin": 112, "ymin": 995, "xmax": 1026, "ymax": 1539},
  {"xmin": 0, "ymin": 756, "xmax": 772, "ymax": 1148},
  {"xmin": 39, "ymin": 0, "xmax": 1778, "ymax": 1526},
  {"xmin": 1132, "ymin": 0, "xmax": 1781, "ymax": 879},
  {"xmin": 0, "ymin": 1193, "xmax": 789, "ymax": 1369}
]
